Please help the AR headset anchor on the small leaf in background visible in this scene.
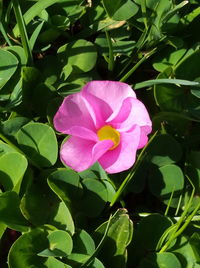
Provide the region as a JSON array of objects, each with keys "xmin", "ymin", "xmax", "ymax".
[
  {"xmin": 17, "ymin": 122, "xmax": 58, "ymax": 167},
  {"xmin": 0, "ymin": 49, "xmax": 18, "ymax": 90}
]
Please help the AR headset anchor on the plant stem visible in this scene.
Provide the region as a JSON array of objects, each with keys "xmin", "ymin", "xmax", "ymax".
[
  {"xmin": 159, "ymin": 176, "xmax": 196, "ymax": 253},
  {"xmin": 0, "ymin": 22, "xmax": 12, "ymax": 46},
  {"xmin": 105, "ymin": 30, "xmax": 114, "ymax": 72},
  {"xmin": 120, "ymin": 48, "xmax": 156, "ymax": 82},
  {"xmin": 110, "ymin": 131, "xmax": 158, "ymax": 207},
  {"xmin": 12, "ymin": 0, "xmax": 33, "ymax": 65}
]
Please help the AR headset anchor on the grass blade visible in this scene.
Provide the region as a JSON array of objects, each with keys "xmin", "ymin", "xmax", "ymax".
[{"xmin": 12, "ymin": 0, "xmax": 33, "ymax": 65}]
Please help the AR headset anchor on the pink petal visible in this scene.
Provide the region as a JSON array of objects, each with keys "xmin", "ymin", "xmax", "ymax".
[
  {"xmin": 138, "ymin": 126, "xmax": 152, "ymax": 149},
  {"xmin": 60, "ymin": 136, "xmax": 113, "ymax": 172},
  {"xmin": 66, "ymin": 126, "xmax": 98, "ymax": 141},
  {"xmin": 106, "ymin": 97, "xmax": 133, "ymax": 124},
  {"xmin": 53, "ymin": 93, "xmax": 96, "ymax": 137},
  {"xmin": 98, "ymin": 126, "xmax": 141, "ymax": 173},
  {"xmin": 110, "ymin": 98, "xmax": 152, "ymax": 132},
  {"xmin": 82, "ymin": 81, "xmax": 136, "ymax": 128}
]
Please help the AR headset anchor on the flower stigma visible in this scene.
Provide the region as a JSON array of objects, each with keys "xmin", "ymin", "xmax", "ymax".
[{"xmin": 97, "ymin": 125, "xmax": 120, "ymax": 150}]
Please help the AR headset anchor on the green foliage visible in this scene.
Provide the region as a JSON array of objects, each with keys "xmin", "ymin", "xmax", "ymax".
[
  {"xmin": 0, "ymin": 49, "xmax": 18, "ymax": 90},
  {"xmin": 0, "ymin": 0, "xmax": 200, "ymax": 267},
  {"xmin": 17, "ymin": 123, "xmax": 58, "ymax": 167}
]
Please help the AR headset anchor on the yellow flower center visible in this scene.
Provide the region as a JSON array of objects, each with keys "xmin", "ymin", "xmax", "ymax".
[{"xmin": 97, "ymin": 125, "xmax": 120, "ymax": 150}]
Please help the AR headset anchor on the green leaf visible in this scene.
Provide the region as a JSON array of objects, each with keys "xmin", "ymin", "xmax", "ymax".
[
  {"xmin": 38, "ymin": 230, "xmax": 73, "ymax": 257},
  {"xmin": 20, "ymin": 171, "xmax": 74, "ymax": 235},
  {"xmin": 58, "ymin": 39, "xmax": 97, "ymax": 73},
  {"xmin": 147, "ymin": 134, "xmax": 182, "ymax": 166},
  {"xmin": 138, "ymin": 252, "xmax": 181, "ymax": 268},
  {"xmin": 153, "ymin": 68, "xmax": 194, "ymax": 112},
  {"xmin": 173, "ymin": 235, "xmax": 200, "ymax": 267},
  {"xmin": 148, "ymin": 164, "xmax": 184, "ymax": 206},
  {"xmin": 152, "ymin": 48, "xmax": 186, "ymax": 72},
  {"xmin": 175, "ymin": 49, "xmax": 200, "ymax": 80},
  {"xmin": 35, "ymin": 55, "xmax": 61, "ymax": 86},
  {"xmin": 95, "ymin": 34, "xmax": 136, "ymax": 56},
  {"xmin": 127, "ymin": 214, "xmax": 172, "ymax": 267},
  {"xmin": 51, "ymin": 200, "xmax": 75, "ymax": 236},
  {"xmin": 17, "ymin": 122, "xmax": 58, "ymax": 167},
  {"xmin": 102, "ymin": 0, "xmax": 139, "ymax": 21},
  {"xmin": 8, "ymin": 227, "xmax": 69, "ymax": 268},
  {"xmin": 13, "ymin": 0, "xmax": 60, "ymax": 37},
  {"xmin": 0, "ymin": 49, "xmax": 18, "ymax": 90},
  {"xmin": 0, "ymin": 141, "xmax": 16, "ymax": 157},
  {"xmin": 89, "ymin": 258, "xmax": 105, "ymax": 268},
  {"xmin": 72, "ymin": 229, "xmax": 96, "ymax": 255},
  {"xmin": 135, "ymin": 78, "xmax": 200, "ymax": 90},
  {"xmin": 48, "ymin": 169, "xmax": 83, "ymax": 207},
  {"xmin": 0, "ymin": 191, "xmax": 29, "ymax": 231},
  {"xmin": 0, "ymin": 152, "xmax": 28, "ymax": 191},
  {"xmin": 21, "ymin": 66, "xmax": 42, "ymax": 114},
  {"xmin": 0, "ymin": 223, "xmax": 6, "ymax": 239},
  {"xmin": 46, "ymin": 257, "xmax": 70, "ymax": 268},
  {"xmin": 31, "ymin": 83, "xmax": 55, "ymax": 116},
  {"xmin": 66, "ymin": 229, "xmax": 96, "ymax": 266},
  {"xmin": 79, "ymin": 178, "xmax": 108, "ymax": 217},
  {"xmin": 190, "ymin": 232, "xmax": 200, "ymax": 262},
  {"xmin": 5, "ymin": 45, "xmax": 27, "ymax": 66},
  {"xmin": 30, "ymin": 20, "xmax": 44, "ymax": 50},
  {"xmin": 0, "ymin": 117, "xmax": 31, "ymax": 143},
  {"xmin": 94, "ymin": 209, "xmax": 133, "ymax": 268}
]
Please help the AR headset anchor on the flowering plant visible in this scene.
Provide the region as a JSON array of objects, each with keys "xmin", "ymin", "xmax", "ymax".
[{"xmin": 54, "ymin": 80, "xmax": 152, "ymax": 173}]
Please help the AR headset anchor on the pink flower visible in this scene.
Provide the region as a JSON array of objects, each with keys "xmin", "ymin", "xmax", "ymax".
[{"xmin": 53, "ymin": 81, "xmax": 152, "ymax": 174}]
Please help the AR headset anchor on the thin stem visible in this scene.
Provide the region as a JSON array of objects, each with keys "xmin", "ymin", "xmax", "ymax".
[
  {"xmin": 81, "ymin": 214, "xmax": 112, "ymax": 267},
  {"xmin": 141, "ymin": 0, "xmax": 148, "ymax": 31},
  {"xmin": 173, "ymin": 201, "xmax": 200, "ymax": 238},
  {"xmin": 164, "ymin": 187, "xmax": 175, "ymax": 216},
  {"xmin": 110, "ymin": 131, "xmax": 158, "ymax": 207},
  {"xmin": 120, "ymin": 48, "xmax": 157, "ymax": 82},
  {"xmin": 12, "ymin": 0, "xmax": 33, "ymax": 65},
  {"xmin": 159, "ymin": 176, "xmax": 195, "ymax": 253},
  {"xmin": 105, "ymin": 30, "xmax": 114, "ymax": 72},
  {"xmin": 0, "ymin": 22, "xmax": 12, "ymax": 46}
]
